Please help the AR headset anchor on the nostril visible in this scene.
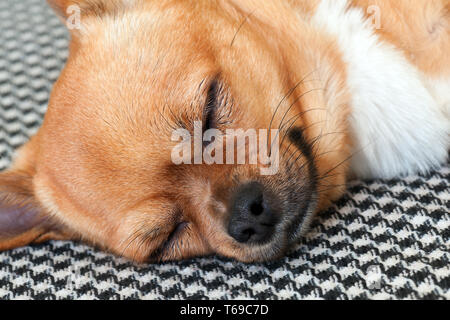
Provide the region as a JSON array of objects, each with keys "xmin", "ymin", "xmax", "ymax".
[
  {"xmin": 228, "ymin": 225, "xmax": 257, "ymax": 243},
  {"xmin": 243, "ymin": 228, "xmax": 256, "ymax": 238},
  {"xmin": 249, "ymin": 200, "xmax": 264, "ymax": 216},
  {"xmin": 228, "ymin": 222, "xmax": 274, "ymax": 244},
  {"xmin": 228, "ymin": 182, "xmax": 278, "ymax": 243}
]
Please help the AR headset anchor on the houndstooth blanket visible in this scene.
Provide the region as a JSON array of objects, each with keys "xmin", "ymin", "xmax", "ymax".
[{"xmin": 0, "ymin": 0, "xmax": 449, "ymax": 300}]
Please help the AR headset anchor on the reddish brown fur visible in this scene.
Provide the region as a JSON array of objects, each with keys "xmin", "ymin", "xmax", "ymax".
[{"xmin": 0, "ymin": 0, "xmax": 447, "ymax": 262}]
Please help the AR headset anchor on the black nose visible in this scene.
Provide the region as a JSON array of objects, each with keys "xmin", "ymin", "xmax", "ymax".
[{"xmin": 228, "ymin": 182, "xmax": 278, "ymax": 244}]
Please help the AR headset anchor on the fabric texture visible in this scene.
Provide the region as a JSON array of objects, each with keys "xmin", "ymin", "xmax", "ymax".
[{"xmin": 0, "ymin": 0, "xmax": 449, "ymax": 300}]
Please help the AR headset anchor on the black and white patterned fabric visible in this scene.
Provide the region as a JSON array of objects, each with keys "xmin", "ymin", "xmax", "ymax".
[{"xmin": 0, "ymin": 0, "xmax": 449, "ymax": 300}]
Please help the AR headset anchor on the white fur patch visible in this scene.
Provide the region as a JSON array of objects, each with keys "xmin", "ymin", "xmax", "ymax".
[{"xmin": 312, "ymin": 0, "xmax": 449, "ymax": 179}]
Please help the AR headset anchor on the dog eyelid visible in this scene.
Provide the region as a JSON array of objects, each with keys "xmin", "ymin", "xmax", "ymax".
[
  {"xmin": 203, "ymin": 78, "xmax": 221, "ymax": 133},
  {"xmin": 153, "ymin": 222, "xmax": 189, "ymax": 259}
]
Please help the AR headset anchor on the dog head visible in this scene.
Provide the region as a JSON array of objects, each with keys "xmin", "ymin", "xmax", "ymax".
[{"xmin": 0, "ymin": 0, "xmax": 351, "ymax": 262}]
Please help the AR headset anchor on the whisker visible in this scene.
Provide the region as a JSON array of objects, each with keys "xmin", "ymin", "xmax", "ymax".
[
  {"xmin": 319, "ymin": 150, "xmax": 362, "ymax": 180},
  {"xmin": 230, "ymin": 10, "xmax": 255, "ymax": 47},
  {"xmin": 132, "ymin": 229, "xmax": 160, "ymax": 262},
  {"xmin": 317, "ymin": 126, "xmax": 380, "ymax": 180},
  {"xmin": 269, "ymin": 97, "xmax": 324, "ymax": 158},
  {"xmin": 157, "ymin": 104, "xmax": 178, "ymax": 131},
  {"xmin": 316, "ymin": 183, "xmax": 348, "ymax": 194},
  {"xmin": 310, "ymin": 132, "xmax": 346, "ymax": 150},
  {"xmin": 277, "ymin": 88, "xmax": 325, "ymax": 131},
  {"xmin": 120, "ymin": 226, "xmax": 160, "ymax": 260},
  {"xmin": 267, "ymin": 68, "xmax": 318, "ymax": 138},
  {"xmin": 119, "ymin": 227, "xmax": 146, "ymax": 259},
  {"xmin": 286, "ymin": 141, "xmax": 307, "ymax": 171},
  {"xmin": 278, "ymin": 108, "xmax": 327, "ymax": 150},
  {"xmin": 279, "ymin": 119, "xmax": 327, "ymax": 160}
]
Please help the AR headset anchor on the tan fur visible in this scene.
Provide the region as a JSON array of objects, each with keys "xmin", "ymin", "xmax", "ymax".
[
  {"xmin": 0, "ymin": 0, "xmax": 447, "ymax": 262},
  {"xmin": 351, "ymin": 0, "xmax": 450, "ymax": 76}
]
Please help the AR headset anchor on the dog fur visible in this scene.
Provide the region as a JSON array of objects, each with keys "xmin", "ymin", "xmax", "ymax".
[{"xmin": 0, "ymin": 0, "xmax": 448, "ymax": 262}]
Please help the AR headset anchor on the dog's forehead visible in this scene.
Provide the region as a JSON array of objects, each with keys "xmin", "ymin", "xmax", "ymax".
[{"xmin": 46, "ymin": 7, "xmax": 218, "ymax": 134}]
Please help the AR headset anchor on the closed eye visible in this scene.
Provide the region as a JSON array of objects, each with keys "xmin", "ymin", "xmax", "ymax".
[
  {"xmin": 149, "ymin": 221, "xmax": 189, "ymax": 261},
  {"xmin": 203, "ymin": 78, "xmax": 220, "ymax": 133},
  {"xmin": 165, "ymin": 222, "xmax": 188, "ymax": 246}
]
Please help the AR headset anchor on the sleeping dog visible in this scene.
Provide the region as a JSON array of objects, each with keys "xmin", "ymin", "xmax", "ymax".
[{"xmin": 0, "ymin": 0, "xmax": 448, "ymax": 262}]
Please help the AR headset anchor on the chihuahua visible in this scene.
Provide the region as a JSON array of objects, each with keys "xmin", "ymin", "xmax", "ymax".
[{"xmin": 0, "ymin": 0, "xmax": 448, "ymax": 262}]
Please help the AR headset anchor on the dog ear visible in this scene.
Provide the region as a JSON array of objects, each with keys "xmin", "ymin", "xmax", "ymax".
[{"xmin": 0, "ymin": 143, "xmax": 72, "ymax": 251}]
